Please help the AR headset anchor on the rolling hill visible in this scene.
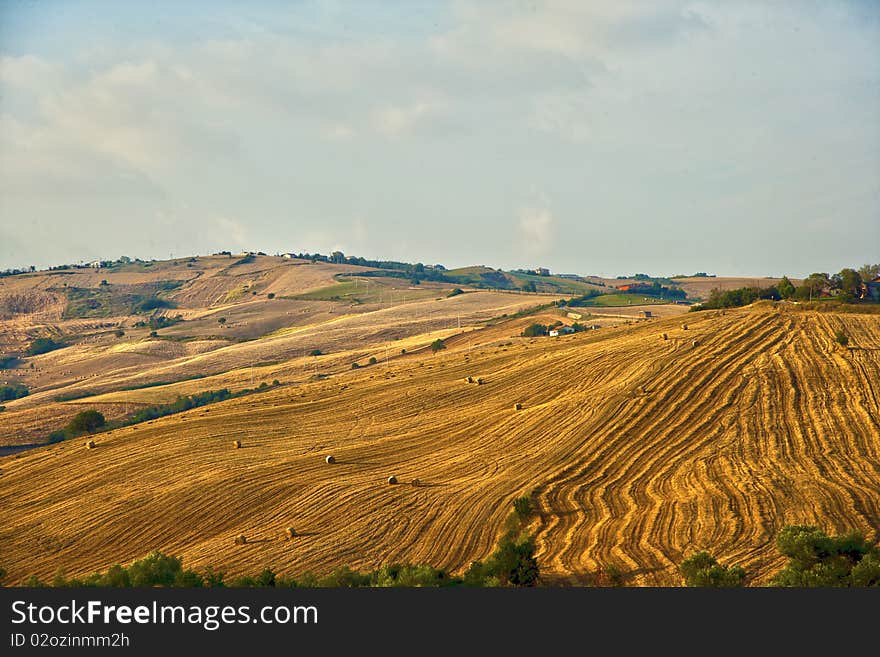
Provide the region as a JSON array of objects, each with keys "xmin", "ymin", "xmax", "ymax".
[{"xmin": 1, "ymin": 302, "xmax": 878, "ymax": 586}]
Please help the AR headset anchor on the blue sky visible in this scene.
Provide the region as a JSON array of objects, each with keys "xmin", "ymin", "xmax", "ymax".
[{"xmin": 1, "ymin": 1, "xmax": 878, "ymax": 277}]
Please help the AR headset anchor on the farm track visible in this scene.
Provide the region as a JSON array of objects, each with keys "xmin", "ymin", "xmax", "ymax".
[{"xmin": 0, "ymin": 308, "xmax": 878, "ymax": 585}]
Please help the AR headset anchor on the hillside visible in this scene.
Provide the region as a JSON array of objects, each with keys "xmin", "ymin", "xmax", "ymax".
[{"xmin": 2, "ymin": 305, "xmax": 878, "ymax": 585}]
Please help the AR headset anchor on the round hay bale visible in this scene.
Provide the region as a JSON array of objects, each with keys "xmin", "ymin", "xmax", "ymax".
[
  {"xmin": 476, "ymin": 377, "xmax": 484, "ymax": 385},
  {"xmin": 411, "ymin": 478, "xmax": 421, "ymax": 487},
  {"xmin": 465, "ymin": 376, "xmax": 474, "ymax": 384},
  {"xmin": 325, "ymin": 454, "xmax": 336, "ymax": 464},
  {"xmin": 692, "ymin": 340, "xmax": 699, "ymax": 347},
  {"xmin": 232, "ymin": 440, "xmax": 241, "ymax": 449},
  {"xmin": 387, "ymin": 475, "xmax": 398, "ymax": 485},
  {"xmin": 681, "ymin": 324, "xmax": 688, "ymax": 330},
  {"xmin": 85, "ymin": 440, "xmax": 96, "ymax": 449},
  {"xmin": 235, "ymin": 534, "xmax": 247, "ymax": 545},
  {"xmin": 661, "ymin": 333, "xmax": 668, "ymax": 340},
  {"xmin": 285, "ymin": 527, "xmax": 296, "ymax": 539},
  {"xmin": 514, "ymin": 402, "xmax": 523, "ymax": 411}
]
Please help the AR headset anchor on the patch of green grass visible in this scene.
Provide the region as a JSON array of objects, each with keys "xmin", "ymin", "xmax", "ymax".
[{"xmin": 577, "ymin": 293, "xmax": 669, "ymax": 307}]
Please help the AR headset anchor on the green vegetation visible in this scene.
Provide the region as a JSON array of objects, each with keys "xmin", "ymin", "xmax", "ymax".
[
  {"xmin": 680, "ymin": 551, "xmax": 746, "ymax": 587},
  {"xmin": 310, "ymin": 349, "xmax": 322, "ymax": 356},
  {"xmin": 430, "ymin": 338, "xmax": 446, "ymax": 353},
  {"xmin": 60, "ymin": 282, "xmax": 182, "ymax": 318},
  {"xmin": 126, "ymin": 390, "xmax": 233, "ymax": 425},
  {"xmin": 0, "ymin": 356, "xmax": 21, "ymax": 369},
  {"xmin": 522, "ymin": 323, "xmax": 548, "ymax": 337},
  {"xmin": 447, "ymin": 288, "xmax": 464, "ymax": 297},
  {"xmin": 67, "ymin": 410, "xmax": 106, "ymax": 434},
  {"xmin": 27, "ymin": 337, "xmax": 65, "ymax": 355},
  {"xmin": 368, "ymin": 357, "xmax": 378, "ymax": 365},
  {"xmin": 577, "ymin": 293, "xmax": 668, "ymax": 307},
  {"xmin": 0, "ymin": 383, "xmax": 28, "ymax": 401},
  {"xmin": 835, "ymin": 330, "xmax": 849, "ymax": 346},
  {"xmin": 770, "ymin": 526, "xmax": 880, "ymax": 587},
  {"xmin": 694, "ymin": 285, "xmax": 780, "ymax": 310}
]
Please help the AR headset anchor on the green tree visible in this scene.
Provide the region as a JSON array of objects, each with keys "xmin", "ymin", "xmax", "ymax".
[
  {"xmin": 835, "ymin": 268, "xmax": 862, "ymax": 303},
  {"xmin": 777, "ymin": 276, "xmax": 795, "ymax": 299},
  {"xmin": 217, "ymin": 317, "xmax": 226, "ymax": 325},
  {"xmin": 67, "ymin": 410, "xmax": 106, "ymax": 434},
  {"xmin": 770, "ymin": 525, "xmax": 880, "ymax": 587},
  {"xmin": 431, "ymin": 339, "xmax": 446, "ymax": 353},
  {"xmin": 522, "ymin": 323, "xmax": 547, "ymax": 337},
  {"xmin": 680, "ymin": 551, "xmax": 746, "ymax": 587},
  {"xmin": 521, "ymin": 280, "xmax": 537, "ymax": 293},
  {"xmin": 310, "ymin": 349, "xmax": 322, "ymax": 356}
]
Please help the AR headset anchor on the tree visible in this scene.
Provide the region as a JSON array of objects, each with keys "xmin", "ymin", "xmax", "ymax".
[
  {"xmin": 330, "ymin": 251, "xmax": 345, "ymax": 264},
  {"xmin": 368, "ymin": 357, "xmax": 377, "ymax": 365},
  {"xmin": 522, "ymin": 323, "xmax": 547, "ymax": 337},
  {"xmin": 858, "ymin": 263, "xmax": 879, "ymax": 283},
  {"xmin": 795, "ymin": 272, "xmax": 831, "ymax": 301},
  {"xmin": 771, "ymin": 525, "xmax": 880, "ymax": 587},
  {"xmin": 835, "ymin": 268, "xmax": 862, "ymax": 303},
  {"xmin": 310, "ymin": 349, "xmax": 322, "ymax": 357},
  {"xmin": 521, "ymin": 280, "xmax": 537, "ymax": 293},
  {"xmin": 431, "ymin": 339, "xmax": 446, "ymax": 353},
  {"xmin": 777, "ymin": 276, "xmax": 795, "ymax": 299},
  {"xmin": 217, "ymin": 317, "xmax": 226, "ymax": 325},
  {"xmin": 680, "ymin": 551, "xmax": 746, "ymax": 587},
  {"xmin": 67, "ymin": 410, "xmax": 106, "ymax": 434}
]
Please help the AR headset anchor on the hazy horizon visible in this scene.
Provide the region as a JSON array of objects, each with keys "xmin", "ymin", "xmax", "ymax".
[{"xmin": 1, "ymin": 1, "xmax": 878, "ymax": 279}]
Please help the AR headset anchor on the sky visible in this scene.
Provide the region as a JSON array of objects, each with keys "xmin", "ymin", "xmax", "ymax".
[{"xmin": 1, "ymin": 1, "xmax": 878, "ymax": 278}]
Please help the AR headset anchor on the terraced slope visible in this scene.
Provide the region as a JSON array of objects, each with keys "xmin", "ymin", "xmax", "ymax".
[{"xmin": 1, "ymin": 308, "xmax": 877, "ymax": 585}]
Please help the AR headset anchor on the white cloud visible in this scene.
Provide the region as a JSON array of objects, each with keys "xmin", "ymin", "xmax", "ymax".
[
  {"xmin": 373, "ymin": 101, "xmax": 434, "ymax": 137},
  {"xmin": 517, "ymin": 206, "xmax": 556, "ymax": 256}
]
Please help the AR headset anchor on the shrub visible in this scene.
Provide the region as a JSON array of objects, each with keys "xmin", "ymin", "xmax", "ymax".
[
  {"xmin": 513, "ymin": 496, "xmax": 533, "ymax": 521},
  {"xmin": 149, "ymin": 331, "xmax": 158, "ymax": 337},
  {"xmin": 310, "ymin": 349, "xmax": 322, "ymax": 357},
  {"xmin": 114, "ymin": 329, "xmax": 125, "ymax": 337},
  {"xmin": 47, "ymin": 429, "xmax": 69, "ymax": 443},
  {"xmin": 835, "ymin": 330, "xmax": 849, "ymax": 346},
  {"xmin": 771, "ymin": 525, "xmax": 880, "ymax": 587},
  {"xmin": 0, "ymin": 383, "xmax": 28, "ymax": 402},
  {"xmin": 217, "ymin": 317, "xmax": 226, "ymax": 325},
  {"xmin": 27, "ymin": 337, "xmax": 64, "ymax": 356},
  {"xmin": 0, "ymin": 405, "xmax": 5, "ymax": 412},
  {"xmin": 447, "ymin": 288, "xmax": 464, "ymax": 297},
  {"xmin": 67, "ymin": 410, "xmax": 106, "ymax": 434},
  {"xmin": 351, "ymin": 362, "xmax": 361, "ymax": 369},
  {"xmin": 431, "ymin": 338, "xmax": 446, "ymax": 353},
  {"xmin": 272, "ymin": 379, "xmax": 280, "ymax": 386},
  {"xmin": 368, "ymin": 357, "xmax": 378, "ymax": 365},
  {"xmin": 267, "ymin": 293, "xmax": 275, "ymax": 299},
  {"xmin": 0, "ymin": 356, "xmax": 21, "ymax": 369},
  {"xmin": 680, "ymin": 551, "xmax": 746, "ymax": 587}
]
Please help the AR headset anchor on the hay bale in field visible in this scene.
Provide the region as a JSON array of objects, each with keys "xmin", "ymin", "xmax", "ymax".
[
  {"xmin": 325, "ymin": 454, "xmax": 336, "ymax": 464},
  {"xmin": 412, "ymin": 478, "xmax": 421, "ymax": 487},
  {"xmin": 465, "ymin": 376, "xmax": 474, "ymax": 383},
  {"xmin": 387, "ymin": 475, "xmax": 398, "ymax": 485},
  {"xmin": 232, "ymin": 440, "xmax": 241, "ymax": 449},
  {"xmin": 692, "ymin": 340, "xmax": 699, "ymax": 347},
  {"xmin": 476, "ymin": 377, "xmax": 484, "ymax": 385},
  {"xmin": 514, "ymin": 402, "xmax": 523, "ymax": 411},
  {"xmin": 681, "ymin": 324, "xmax": 688, "ymax": 330},
  {"xmin": 235, "ymin": 534, "xmax": 247, "ymax": 545},
  {"xmin": 661, "ymin": 333, "xmax": 668, "ymax": 340},
  {"xmin": 285, "ymin": 527, "xmax": 296, "ymax": 539},
  {"xmin": 85, "ymin": 440, "xmax": 96, "ymax": 449}
]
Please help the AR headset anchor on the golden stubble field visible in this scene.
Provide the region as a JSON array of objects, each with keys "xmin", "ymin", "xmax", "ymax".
[{"xmin": 1, "ymin": 306, "xmax": 878, "ymax": 585}]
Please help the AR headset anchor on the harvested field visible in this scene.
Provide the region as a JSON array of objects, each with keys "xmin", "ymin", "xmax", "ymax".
[{"xmin": 1, "ymin": 308, "xmax": 877, "ymax": 586}]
